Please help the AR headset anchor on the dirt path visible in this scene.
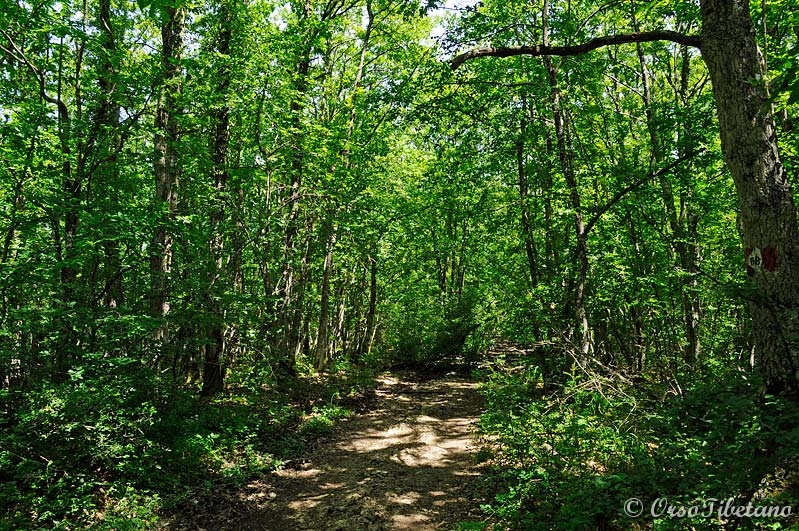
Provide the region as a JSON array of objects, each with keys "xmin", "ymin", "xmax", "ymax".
[
  {"xmin": 253, "ymin": 372, "xmax": 484, "ymax": 531},
  {"xmin": 173, "ymin": 371, "xmax": 485, "ymax": 531}
]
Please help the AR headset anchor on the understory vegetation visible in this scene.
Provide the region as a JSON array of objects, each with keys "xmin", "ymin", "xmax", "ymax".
[
  {"xmin": 1, "ymin": 357, "xmax": 374, "ymax": 530},
  {"xmin": 2, "ymin": 0, "xmax": 799, "ymax": 529},
  {"xmin": 475, "ymin": 350, "xmax": 799, "ymax": 530}
]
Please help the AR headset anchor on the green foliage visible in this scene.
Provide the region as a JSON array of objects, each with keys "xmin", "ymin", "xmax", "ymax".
[
  {"xmin": 476, "ymin": 357, "xmax": 799, "ymax": 531},
  {"xmin": 0, "ymin": 356, "xmax": 373, "ymax": 529},
  {"xmin": 299, "ymin": 404, "xmax": 352, "ymax": 436},
  {"xmin": 2, "ymin": 0, "xmax": 799, "ymax": 527},
  {"xmin": 387, "ymin": 290, "xmax": 486, "ymax": 370}
]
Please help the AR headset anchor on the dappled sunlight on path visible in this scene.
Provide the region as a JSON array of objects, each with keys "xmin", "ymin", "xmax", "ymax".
[{"xmin": 256, "ymin": 372, "xmax": 484, "ymax": 530}]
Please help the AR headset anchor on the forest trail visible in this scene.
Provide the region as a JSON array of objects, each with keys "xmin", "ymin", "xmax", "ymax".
[{"xmin": 165, "ymin": 372, "xmax": 485, "ymax": 530}]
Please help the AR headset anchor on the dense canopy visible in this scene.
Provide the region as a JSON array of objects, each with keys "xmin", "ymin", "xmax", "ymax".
[{"xmin": 1, "ymin": 0, "xmax": 798, "ymax": 529}]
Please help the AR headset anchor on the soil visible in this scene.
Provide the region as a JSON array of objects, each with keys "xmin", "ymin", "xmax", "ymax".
[{"xmin": 162, "ymin": 371, "xmax": 486, "ymax": 531}]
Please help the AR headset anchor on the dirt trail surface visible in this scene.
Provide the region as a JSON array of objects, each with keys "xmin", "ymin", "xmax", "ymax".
[
  {"xmin": 165, "ymin": 372, "xmax": 485, "ymax": 530},
  {"xmin": 263, "ymin": 372, "xmax": 484, "ymax": 531}
]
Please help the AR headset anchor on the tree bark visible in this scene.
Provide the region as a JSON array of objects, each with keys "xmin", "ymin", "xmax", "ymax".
[
  {"xmin": 634, "ymin": 31, "xmax": 702, "ymax": 364},
  {"xmin": 201, "ymin": 3, "xmax": 233, "ymax": 397},
  {"xmin": 316, "ymin": 1, "xmax": 372, "ymax": 372},
  {"xmin": 94, "ymin": 0, "xmax": 125, "ymax": 312},
  {"xmin": 516, "ymin": 100, "xmax": 540, "ymax": 289},
  {"xmin": 542, "ymin": 0, "xmax": 590, "ymax": 360},
  {"xmin": 314, "ymin": 218, "xmax": 336, "ymax": 372},
  {"xmin": 356, "ymin": 251, "xmax": 379, "ymax": 360},
  {"xmin": 700, "ymin": 0, "xmax": 799, "ymax": 395},
  {"xmin": 150, "ymin": 5, "xmax": 184, "ymax": 350},
  {"xmin": 275, "ymin": 26, "xmax": 311, "ymax": 374}
]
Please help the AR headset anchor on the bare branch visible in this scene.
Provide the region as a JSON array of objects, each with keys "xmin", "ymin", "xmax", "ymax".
[{"xmin": 450, "ymin": 31, "xmax": 701, "ymax": 70}]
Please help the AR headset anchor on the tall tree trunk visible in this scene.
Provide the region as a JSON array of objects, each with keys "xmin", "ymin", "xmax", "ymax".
[
  {"xmin": 150, "ymin": 5, "xmax": 184, "ymax": 353},
  {"xmin": 315, "ymin": 2, "xmax": 372, "ymax": 371},
  {"xmin": 516, "ymin": 96, "xmax": 539, "ymax": 289},
  {"xmin": 275, "ymin": 31, "xmax": 311, "ymax": 373},
  {"xmin": 51, "ymin": 36, "xmax": 78, "ymax": 377},
  {"xmin": 356, "ymin": 251, "xmax": 378, "ymax": 360},
  {"xmin": 542, "ymin": 0, "xmax": 590, "ymax": 359},
  {"xmin": 202, "ymin": 3, "xmax": 232, "ymax": 397},
  {"xmin": 543, "ymin": 129, "xmax": 555, "ymax": 271},
  {"xmin": 94, "ymin": 0, "xmax": 124, "ymax": 312},
  {"xmin": 314, "ymin": 218, "xmax": 336, "ymax": 372},
  {"xmin": 675, "ymin": 44, "xmax": 703, "ymax": 365},
  {"xmin": 700, "ymin": 0, "xmax": 799, "ymax": 396},
  {"xmin": 332, "ymin": 275, "xmax": 348, "ymax": 358},
  {"xmin": 634, "ymin": 32, "xmax": 701, "ymax": 364}
]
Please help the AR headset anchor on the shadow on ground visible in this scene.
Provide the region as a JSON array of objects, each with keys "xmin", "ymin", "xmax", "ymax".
[{"xmin": 159, "ymin": 372, "xmax": 484, "ymax": 531}]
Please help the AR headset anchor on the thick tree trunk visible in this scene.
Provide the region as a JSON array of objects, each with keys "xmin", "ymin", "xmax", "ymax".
[{"xmin": 700, "ymin": 0, "xmax": 799, "ymax": 395}]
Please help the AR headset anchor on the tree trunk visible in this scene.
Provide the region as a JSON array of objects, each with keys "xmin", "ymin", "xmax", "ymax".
[
  {"xmin": 557, "ymin": 106, "xmax": 591, "ymax": 362},
  {"xmin": 150, "ymin": 5, "xmax": 184, "ymax": 351},
  {"xmin": 275, "ymin": 42, "xmax": 310, "ymax": 373},
  {"xmin": 700, "ymin": 0, "xmax": 799, "ymax": 395},
  {"xmin": 50, "ymin": 34, "xmax": 78, "ymax": 377},
  {"xmin": 517, "ymin": 147, "xmax": 539, "ymax": 290},
  {"xmin": 314, "ymin": 218, "xmax": 336, "ymax": 372},
  {"xmin": 95, "ymin": 0, "xmax": 125, "ymax": 312},
  {"xmin": 516, "ymin": 97, "xmax": 539, "ymax": 289},
  {"xmin": 634, "ymin": 34, "xmax": 701, "ymax": 364},
  {"xmin": 356, "ymin": 252, "xmax": 378, "ymax": 360},
  {"xmin": 542, "ymin": 0, "xmax": 590, "ymax": 359},
  {"xmin": 201, "ymin": 3, "xmax": 232, "ymax": 397}
]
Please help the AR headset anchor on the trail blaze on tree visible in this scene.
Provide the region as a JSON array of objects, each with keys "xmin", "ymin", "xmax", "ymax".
[
  {"xmin": 1, "ymin": 0, "xmax": 799, "ymax": 528},
  {"xmin": 452, "ymin": 0, "xmax": 799, "ymax": 398}
]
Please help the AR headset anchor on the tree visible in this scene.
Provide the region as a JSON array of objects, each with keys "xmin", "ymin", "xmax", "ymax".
[
  {"xmin": 150, "ymin": 3, "xmax": 185, "ymax": 352},
  {"xmin": 451, "ymin": 0, "xmax": 799, "ymax": 397},
  {"xmin": 200, "ymin": 1, "xmax": 235, "ymax": 396}
]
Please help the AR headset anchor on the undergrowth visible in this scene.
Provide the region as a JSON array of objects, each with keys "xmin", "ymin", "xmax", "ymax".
[
  {"xmin": 474, "ymin": 350, "xmax": 799, "ymax": 531},
  {"xmin": 0, "ymin": 356, "xmax": 375, "ymax": 530}
]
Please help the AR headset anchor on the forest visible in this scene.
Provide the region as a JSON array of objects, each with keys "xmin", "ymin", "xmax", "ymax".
[{"xmin": 1, "ymin": 0, "xmax": 799, "ymax": 529}]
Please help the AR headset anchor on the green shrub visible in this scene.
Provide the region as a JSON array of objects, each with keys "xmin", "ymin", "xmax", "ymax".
[{"xmin": 475, "ymin": 357, "xmax": 799, "ymax": 531}]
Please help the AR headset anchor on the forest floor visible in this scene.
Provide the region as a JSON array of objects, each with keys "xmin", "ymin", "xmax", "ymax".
[{"xmin": 160, "ymin": 371, "xmax": 487, "ymax": 531}]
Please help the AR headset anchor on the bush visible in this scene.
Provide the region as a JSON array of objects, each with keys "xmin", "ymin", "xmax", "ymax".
[
  {"xmin": 475, "ymin": 355, "xmax": 799, "ymax": 530},
  {"xmin": 1, "ymin": 354, "xmax": 376, "ymax": 530},
  {"xmin": 388, "ymin": 290, "xmax": 485, "ymax": 370}
]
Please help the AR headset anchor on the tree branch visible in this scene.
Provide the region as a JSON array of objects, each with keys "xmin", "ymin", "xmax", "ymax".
[
  {"xmin": 450, "ymin": 31, "xmax": 701, "ymax": 70},
  {"xmin": 584, "ymin": 149, "xmax": 702, "ymax": 236}
]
